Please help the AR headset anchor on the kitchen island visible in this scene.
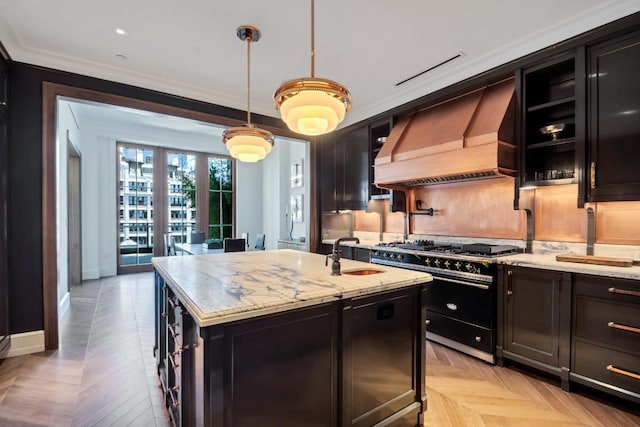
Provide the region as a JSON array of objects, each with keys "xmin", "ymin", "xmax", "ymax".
[{"xmin": 153, "ymin": 249, "xmax": 432, "ymax": 426}]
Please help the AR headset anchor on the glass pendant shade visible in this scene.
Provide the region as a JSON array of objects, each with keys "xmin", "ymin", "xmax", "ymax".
[
  {"xmin": 275, "ymin": 78, "xmax": 351, "ymax": 136},
  {"xmin": 274, "ymin": 0, "xmax": 351, "ymax": 136},
  {"xmin": 223, "ymin": 125, "xmax": 274, "ymax": 163},
  {"xmin": 222, "ymin": 25, "xmax": 274, "ymax": 162}
]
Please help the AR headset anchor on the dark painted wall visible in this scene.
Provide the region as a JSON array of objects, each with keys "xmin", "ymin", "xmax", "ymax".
[{"xmin": 7, "ymin": 62, "xmax": 286, "ymax": 334}]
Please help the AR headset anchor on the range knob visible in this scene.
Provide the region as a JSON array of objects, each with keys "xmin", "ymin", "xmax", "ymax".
[
  {"xmin": 383, "ymin": 253, "xmax": 389, "ymax": 257},
  {"xmin": 374, "ymin": 251, "xmax": 379, "ymax": 256},
  {"xmin": 434, "ymin": 259, "xmax": 441, "ymax": 267},
  {"xmin": 389, "ymin": 254, "xmax": 395, "ymax": 259},
  {"xmin": 465, "ymin": 263, "xmax": 473, "ymax": 272},
  {"xmin": 397, "ymin": 254, "xmax": 404, "ymax": 261},
  {"xmin": 424, "ymin": 258, "xmax": 431, "ymax": 266},
  {"xmin": 455, "ymin": 261, "xmax": 462, "ymax": 270},
  {"xmin": 444, "ymin": 260, "xmax": 450, "ymax": 269}
]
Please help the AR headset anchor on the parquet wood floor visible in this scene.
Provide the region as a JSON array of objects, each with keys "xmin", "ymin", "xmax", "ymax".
[{"xmin": 0, "ymin": 272, "xmax": 638, "ymax": 426}]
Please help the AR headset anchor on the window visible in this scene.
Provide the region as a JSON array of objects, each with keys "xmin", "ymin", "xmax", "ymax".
[
  {"xmin": 118, "ymin": 143, "xmax": 234, "ymax": 272},
  {"xmin": 118, "ymin": 145, "xmax": 155, "ymax": 268},
  {"xmin": 167, "ymin": 152, "xmax": 197, "ymax": 244},
  {"xmin": 208, "ymin": 157, "xmax": 233, "ymax": 239}
]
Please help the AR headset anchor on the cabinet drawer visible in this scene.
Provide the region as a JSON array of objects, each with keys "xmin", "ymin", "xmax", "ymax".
[
  {"xmin": 573, "ymin": 340, "xmax": 640, "ymax": 395},
  {"xmin": 575, "ymin": 297, "xmax": 640, "ymax": 353},
  {"xmin": 574, "ymin": 275, "xmax": 640, "ymax": 305},
  {"xmin": 426, "ymin": 311, "xmax": 492, "ymax": 354}
]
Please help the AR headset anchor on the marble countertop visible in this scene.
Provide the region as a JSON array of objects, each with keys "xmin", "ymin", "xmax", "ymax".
[
  {"xmin": 152, "ymin": 249, "xmax": 432, "ymax": 327},
  {"xmin": 499, "ymin": 253, "xmax": 640, "ymax": 280}
]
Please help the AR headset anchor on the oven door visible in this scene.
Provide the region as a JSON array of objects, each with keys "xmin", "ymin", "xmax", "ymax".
[{"xmin": 425, "ymin": 275, "xmax": 493, "ymax": 328}]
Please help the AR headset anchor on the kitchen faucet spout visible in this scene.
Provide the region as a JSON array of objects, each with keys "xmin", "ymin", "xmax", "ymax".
[{"xmin": 326, "ymin": 237, "xmax": 360, "ymax": 275}]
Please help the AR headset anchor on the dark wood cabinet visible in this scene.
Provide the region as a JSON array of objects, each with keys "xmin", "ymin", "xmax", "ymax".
[
  {"xmin": 318, "ymin": 135, "xmax": 339, "ymax": 213},
  {"xmin": 342, "ymin": 288, "xmax": 425, "ymax": 426},
  {"xmin": 369, "ymin": 119, "xmax": 392, "ymax": 200},
  {"xmin": 571, "ymin": 274, "xmax": 640, "ymax": 404},
  {"xmin": 497, "ymin": 266, "xmax": 571, "ymax": 388},
  {"xmin": 339, "ymin": 125, "xmax": 369, "ymax": 210},
  {"xmin": 155, "ymin": 281, "xmax": 198, "ymax": 426},
  {"xmin": 338, "ymin": 245, "xmax": 371, "ymax": 263},
  {"xmin": 520, "ymin": 54, "xmax": 582, "ymax": 188},
  {"xmin": 154, "ymin": 271, "xmax": 427, "ymax": 426},
  {"xmin": 318, "ymin": 125, "xmax": 369, "ymax": 212},
  {"xmin": 587, "ymin": 30, "xmax": 640, "ymax": 201},
  {"xmin": 0, "ymin": 59, "xmax": 8, "ymax": 352}
]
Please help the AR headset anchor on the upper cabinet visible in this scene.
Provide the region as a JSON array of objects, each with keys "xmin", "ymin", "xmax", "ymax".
[
  {"xmin": 339, "ymin": 125, "xmax": 369, "ymax": 210},
  {"xmin": 0, "ymin": 60, "xmax": 7, "ymax": 120},
  {"xmin": 317, "ymin": 124, "xmax": 369, "ymax": 212},
  {"xmin": 587, "ymin": 30, "xmax": 640, "ymax": 201},
  {"xmin": 521, "ymin": 54, "xmax": 580, "ymax": 188},
  {"xmin": 369, "ymin": 119, "xmax": 391, "ymax": 200}
]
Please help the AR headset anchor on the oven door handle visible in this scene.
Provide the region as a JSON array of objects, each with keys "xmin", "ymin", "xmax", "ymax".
[{"xmin": 434, "ymin": 276, "xmax": 490, "ymax": 290}]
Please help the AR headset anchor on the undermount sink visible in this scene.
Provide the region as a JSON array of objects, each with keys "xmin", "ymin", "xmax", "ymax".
[{"xmin": 342, "ymin": 268, "xmax": 385, "ymax": 276}]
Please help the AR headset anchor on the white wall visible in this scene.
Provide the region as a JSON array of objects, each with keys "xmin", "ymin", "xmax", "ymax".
[
  {"xmin": 60, "ymin": 100, "xmax": 309, "ymax": 279},
  {"xmin": 261, "ymin": 136, "xmax": 309, "ymax": 249},
  {"xmin": 56, "ymin": 103, "xmax": 80, "ymax": 315}
]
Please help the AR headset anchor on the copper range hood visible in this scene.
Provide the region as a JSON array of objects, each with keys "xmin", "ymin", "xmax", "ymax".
[{"xmin": 374, "ymin": 78, "xmax": 516, "ymax": 187}]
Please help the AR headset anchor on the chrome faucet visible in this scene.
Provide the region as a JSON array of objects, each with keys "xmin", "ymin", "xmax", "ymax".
[{"xmin": 325, "ymin": 237, "xmax": 360, "ymax": 276}]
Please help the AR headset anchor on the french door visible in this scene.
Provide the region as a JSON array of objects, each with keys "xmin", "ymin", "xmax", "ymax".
[{"xmin": 117, "ymin": 143, "xmax": 234, "ymax": 273}]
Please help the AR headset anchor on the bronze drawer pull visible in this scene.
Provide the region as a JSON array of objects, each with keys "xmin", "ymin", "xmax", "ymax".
[
  {"xmin": 608, "ymin": 287, "xmax": 640, "ymax": 298},
  {"xmin": 607, "ymin": 365, "xmax": 640, "ymax": 381},
  {"xmin": 169, "ymin": 353, "xmax": 180, "ymax": 370},
  {"xmin": 168, "ymin": 325, "xmax": 179, "ymax": 339},
  {"xmin": 608, "ymin": 322, "xmax": 640, "ymax": 335}
]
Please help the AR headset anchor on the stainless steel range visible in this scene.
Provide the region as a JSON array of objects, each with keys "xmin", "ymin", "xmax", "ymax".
[{"xmin": 371, "ymin": 240, "xmax": 521, "ymax": 363}]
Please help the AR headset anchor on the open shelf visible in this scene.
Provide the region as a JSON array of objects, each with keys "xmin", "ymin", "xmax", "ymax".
[
  {"xmin": 522, "ymin": 56, "xmax": 576, "ymax": 188},
  {"xmin": 527, "ymin": 96, "xmax": 575, "ymax": 112},
  {"xmin": 527, "ymin": 138, "xmax": 575, "ymax": 150},
  {"xmin": 523, "ymin": 177, "xmax": 577, "ymax": 187}
]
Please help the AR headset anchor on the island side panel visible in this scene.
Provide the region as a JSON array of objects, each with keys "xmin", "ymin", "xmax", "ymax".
[{"xmin": 341, "ymin": 285, "xmax": 427, "ymax": 427}]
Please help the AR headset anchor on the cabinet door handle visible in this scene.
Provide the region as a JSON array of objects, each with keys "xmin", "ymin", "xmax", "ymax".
[
  {"xmin": 608, "ymin": 287, "xmax": 640, "ymax": 298},
  {"xmin": 507, "ymin": 270, "xmax": 513, "ymax": 296},
  {"xmin": 590, "ymin": 161, "xmax": 596, "ymax": 189},
  {"xmin": 607, "ymin": 365, "xmax": 640, "ymax": 381},
  {"xmin": 425, "ymin": 320, "xmax": 431, "ymax": 326},
  {"xmin": 608, "ymin": 321, "xmax": 640, "ymax": 335}
]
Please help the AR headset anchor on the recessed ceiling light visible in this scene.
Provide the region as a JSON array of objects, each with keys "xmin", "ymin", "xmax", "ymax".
[
  {"xmin": 115, "ymin": 28, "xmax": 127, "ymax": 35},
  {"xmin": 115, "ymin": 54, "xmax": 127, "ymax": 61}
]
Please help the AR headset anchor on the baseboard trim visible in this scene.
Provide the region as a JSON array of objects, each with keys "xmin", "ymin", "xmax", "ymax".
[
  {"xmin": 83, "ymin": 269, "xmax": 100, "ymax": 280},
  {"xmin": 0, "ymin": 330, "xmax": 45, "ymax": 359}
]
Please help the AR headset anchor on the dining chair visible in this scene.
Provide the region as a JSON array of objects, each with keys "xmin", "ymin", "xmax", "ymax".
[
  {"xmin": 224, "ymin": 238, "xmax": 246, "ymax": 253},
  {"xmin": 254, "ymin": 233, "xmax": 265, "ymax": 250},
  {"xmin": 240, "ymin": 232, "xmax": 249, "ymax": 248}
]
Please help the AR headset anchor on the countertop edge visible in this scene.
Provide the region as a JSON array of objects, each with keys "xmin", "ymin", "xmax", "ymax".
[
  {"xmin": 498, "ymin": 254, "xmax": 640, "ymax": 280},
  {"xmin": 153, "ymin": 254, "xmax": 432, "ymax": 328}
]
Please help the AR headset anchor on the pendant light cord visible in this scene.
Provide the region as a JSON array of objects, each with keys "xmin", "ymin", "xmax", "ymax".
[
  {"xmin": 310, "ymin": 0, "xmax": 315, "ymax": 78},
  {"xmin": 246, "ymin": 35, "xmax": 252, "ymax": 125}
]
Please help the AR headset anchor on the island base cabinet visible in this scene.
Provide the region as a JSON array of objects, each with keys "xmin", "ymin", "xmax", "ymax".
[
  {"xmin": 342, "ymin": 289, "xmax": 426, "ymax": 427},
  {"xmin": 155, "ymin": 274, "xmax": 428, "ymax": 426},
  {"xmin": 206, "ymin": 303, "xmax": 339, "ymax": 427}
]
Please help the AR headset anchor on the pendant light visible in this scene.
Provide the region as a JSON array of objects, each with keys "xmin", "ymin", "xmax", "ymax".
[
  {"xmin": 222, "ymin": 26, "xmax": 275, "ymax": 163},
  {"xmin": 273, "ymin": 0, "xmax": 352, "ymax": 136}
]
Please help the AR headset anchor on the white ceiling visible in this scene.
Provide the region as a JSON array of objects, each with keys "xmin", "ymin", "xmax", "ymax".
[{"xmin": 2, "ymin": 0, "xmax": 640, "ymax": 128}]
